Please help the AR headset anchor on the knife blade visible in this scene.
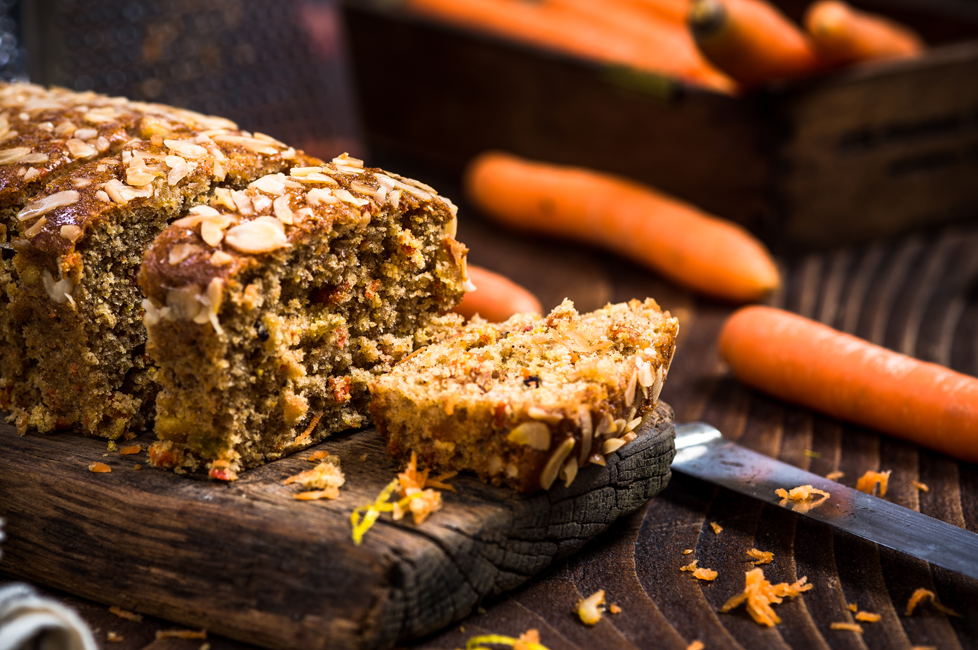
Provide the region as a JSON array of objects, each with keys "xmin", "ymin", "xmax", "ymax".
[{"xmin": 672, "ymin": 421, "xmax": 978, "ymax": 582}]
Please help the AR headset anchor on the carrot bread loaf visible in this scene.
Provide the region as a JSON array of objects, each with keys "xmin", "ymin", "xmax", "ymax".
[
  {"xmin": 369, "ymin": 298, "xmax": 678, "ymax": 492},
  {"xmin": 1, "ymin": 81, "xmax": 469, "ymax": 458},
  {"xmin": 139, "ymin": 154, "xmax": 468, "ymax": 475}
]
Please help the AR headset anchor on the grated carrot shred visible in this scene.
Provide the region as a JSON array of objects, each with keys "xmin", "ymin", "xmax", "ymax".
[
  {"xmin": 88, "ymin": 462, "xmax": 111, "ymax": 473},
  {"xmin": 609, "ymin": 603, "xmax": 622, "ymax": 614},
  {"xmin": 686, "ymin": 643, "xmax": 705, "ymax": 650},
  {"xmin": 291, "ymin": 410, "xmax": 324, "ymax": 447},
  {"xmin": 855, "ymin": 470, "xmax": 892, "ymax": 497},
  {"xmin": 119, "ymin": 444, "xmax": 142, "ymax": 456},
  {"xmin": 830, "ymin": 622, "xmax": 863, "ymax": 633},
  {"xmin": 904, "ymin": 588, "xmax": 960, "ymax": 617},
  {"xmin": 720, "ymin": 568, "xmax": 812, "ymax": 626},
  {"xmin": 912, "ymin": 480, "xmax": 929, "ymax": 492},
  {"xmin": 855, "ymin": 611, "xmax": 881, "ymax": 623},
  {"xmin": 693, "ymin": 568, "xmax": 718, "ymax": 581},
  {"xmin": 747, "ymin": 548, "xmax": 774, "ymax": 565},
  {"xmin": 825, "ymin": 471, "xmax": 844, "ymax": 481},
  {"xmin": 464, "ymin": 629, "xmax": 549, "ymax": 650},
  {"xmin": 848, "ymin": 603, "xmax": 858, "ymax": 612},
  {"xmin": 155, "ymin": 629, "xmax": 207, "ymax": 640},
  {"xmin": 710, "ymin": 521, "xmax": 723, "ymax": 534},
  {"xmin": 776, "ymin": 485, "xmax": 830, "ymax": 513},
  {"xmin": 683, "ymin": 549, "xmax": 693, "ymax": 555},
  {"xmin": 306, "ymin": 450, "xmax": 329, "ymax": 462},
  {"xmin": 108, "ymin": 606, "xmax": 142, "ymax": 622}
]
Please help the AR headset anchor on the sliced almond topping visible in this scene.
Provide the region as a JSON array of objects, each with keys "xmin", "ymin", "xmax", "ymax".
[
  {"xmin": 95, "ymin": 190, "xmax": 111, "ymax": 203},
  {"xmin": 23, "ymin": 167, "xmax": 40, "ymax": 181},
  {"xmin": 209, "ymin": 250, "xmax": 234, "ymax": 266},
  {"xmin": 306, "ymin": 188, "xmax": 338, "ymax": 206},
  {"xmin": 21, "ymin": 152, "xmax": 49, "ymax": 164},
  {"xmin": 18, "ymin": 190, "xmax": 81, "ymax": 220},
  {"xmin": 333, "ymin": 164, "xmax": 365, "ymax": 176},
  {"xmin": 126, "ymin": 168, "xmax": 157, "ymax": 187},
  {"xmin": 211, "ymin": 133, "xmax": 280, "ymax": 154},
  {"xmin": 54, "ymin": 121, "xmax": 76, "ymax": 135},
  {"xmin": 273, "ymin": 195, "xmax": 293, "ymax": 224},
  {"xmin": 290, "ymin": 166, "xmax": 323, "ymax": 177},
  {"xmin": 651, "ymin": 365, "xmax": 665, "ymax": 404},
  {"xmin": 25, "ymin": 216, "xmax": 47, "ymax": 237},
  {"xmin": 60, "ymin": 224, "xmax": 83, "ymax": 243},
  {"xmin": 231, "ymin": 189, "xmax": 254, "ymax": 215},
  {"xmin": 104, "ymin": 179, "xmax": 152, "ymax": 205},
  {"xmin": 212, "ymin": 159, "xmax": 226, "ymax": 181},
  {"xmin": 224, "ymin": 217, "xmax": 289, "ymax": 254},
  {"xmin": 349, "ymin": 180, "xmax": 376, "ymax": 196},
  {"xmin": 595, "ymin": 412, "xmax": 616, "ymax": 438},
  {"xmin": 166, "ymin": 155, "xmax": 195, "ymax": 186},
  {"xmin": 249, "ymin": 173, "xmax": 286, "ymax": 195},
  {"xmin": 73, "ymin": 128, "xmax": 98, "ymax": 140},
  {"xmin": 625, "ymin": 370, "xmax": 638, "ymax": 407},
  {"xmin": 540, "ymin": 438, "xmax": 576, "ymax": 490},
  {"xmin": 164, "ymin": 139, "xmax": 207, "ymax": 158},
  {"xmin": 213, "ymin": 187, "xmax": 235, "ymax": 211},
  {"xmin": 71, "ymin": 177, "xmax": 93, "ymax": 188},
  {"xmin": 333, "ymin": 188, "xmax": 369, "ymax": 207},
  {"xmin": 95, "ymin": 136, "xmax": 110, "ymax": 152},
  {"xmin": 507, "ymin": 421, "xmax": 551, "ymax": 450},
  {"xmin": 603, "ymin": 438, "xmax": 627, "ymax": 455},
  {"xmin": 332, "ymin": 153, "xmax": 364, "ymax": 167},
  {"xmin": 168, "ymin": 243, "xmax": 202, "ymax": 265},
  {"xmin": 0, "ymin": 146, "xmax": 32, "ymax": 165},
  {"xmin": 577, "ymin": 406, "xmax": 593, "ymax": 465},
  {"xmin": 66, "ymin": 138, "xmax": 98, "ymax": 158},
  {"xmin": 560, "ymin": 456, "xmax": 579, "ymax": 488},
  {"xmin": 295, "ymin": 172, "xmax": 337, "ymax": 185},
  {"xmin": 527, "ymin": 406, "xmax": 563, "ymax": 425}
]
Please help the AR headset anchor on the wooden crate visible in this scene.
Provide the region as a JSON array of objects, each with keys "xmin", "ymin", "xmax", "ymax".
[{"xmin": 340, "ymin": 1, "xmax": 978, "ymax": 251}]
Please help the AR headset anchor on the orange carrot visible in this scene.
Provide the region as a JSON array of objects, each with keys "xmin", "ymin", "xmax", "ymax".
[
  {"xmin": 464, "ymin": 151, "xmax": 779, "ymax": 303},
  {"xmin": 718, "ymin": 306, "xmax": 978, "ymax": 464},
  {"xmin": 689, "ymin": 0, "xmax": 826, "ymax": 87},
  {"xmin": 405, "ymin": 0, "xmax": 735, "ymax": 93},
  {"xmin": 804, "ymin": 0, "xmax": 923, "ymax": 65},
  {"xmin": 454, "ymin": 265, "xmax": 543, "ymax": 322},
  {"xmin": 613, "ymin": 0, "xmax": 691, "ymax": 25}
]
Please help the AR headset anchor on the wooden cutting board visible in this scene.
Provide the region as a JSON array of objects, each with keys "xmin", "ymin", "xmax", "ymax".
[{"xmin": 0, "ymin": 403, "xmax": 675, "ymax": 650}]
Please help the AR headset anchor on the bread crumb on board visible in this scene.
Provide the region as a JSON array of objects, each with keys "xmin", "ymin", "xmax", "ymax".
[{"xmin": 575, "ymin": 590, "xmax": 606, "ymax": 626}]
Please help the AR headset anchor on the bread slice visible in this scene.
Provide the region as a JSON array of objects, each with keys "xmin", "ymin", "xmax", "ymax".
[
  {"xmin": 139, "ymin": 154, "xmax": 469, "ymax": 475},
  {"xmin": 368, "ymin": 298, "xmax": 679, "ymax": 492}
]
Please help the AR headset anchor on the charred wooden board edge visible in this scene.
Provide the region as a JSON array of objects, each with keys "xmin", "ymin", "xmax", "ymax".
[{"xmin": 0, "ymin": 403, "xmax": 675, "ymax": 650}]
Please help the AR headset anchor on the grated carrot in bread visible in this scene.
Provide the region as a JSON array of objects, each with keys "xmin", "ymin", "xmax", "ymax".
[
  {"xmin": 575, "ymin": 589, "xmax": 606, "ymax": 625},
  {"xmin": 904, "ymin": 588, "xmax": 960, "ymax": 617},
  {"xmin": 720, "ymin": 568, "xmax": 812, "ymax": 626},
  {"xmin": 830, "ymin": 622, "xmax": 863, "ymax": 633},
  {"xmin": 855, "ymin": 611, "xmax": 881, "ymax": 623},
  {"xmin": 710, "ymin": 521, "xmax": 723, "ymax": 534},
  {"xmin": 746, "ymin": 548, "xmax": 774, "ymax": 565},
  {"xmin": 855, "ymin": 470, "xmax": 891, "ymax": 496}
]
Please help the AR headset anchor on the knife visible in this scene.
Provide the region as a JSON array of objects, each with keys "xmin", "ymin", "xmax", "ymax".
[{"xmin": 672, "ymin": 422, "xmax": 978, "ymax": 582}]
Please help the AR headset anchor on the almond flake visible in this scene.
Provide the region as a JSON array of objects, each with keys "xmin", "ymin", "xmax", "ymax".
[
  {"xmin": 250, "ymin": 174, "xmax": 286, "ymax": 195},
  {"xmin": 273, "ymin": 195, "xmax": 293, "ymax": 224},
  {"xmin": 333, "ymin": 188, "xmax": 368, "ymax": 207},
  {"xmin": 66, "ymin": 138, "xmax": 98, "ymax": 158},
  {"xmin": 24, "ymin": 216, "xmax": 47, "ymax": 237},
  {"xmin": 60, "ymin": 224, "xmax": 83, "ymax": 243},
  {"xmin": 21, "ymin": 153, "xmax": 49, "ymax": 164},
  {"xmin": 164, "ymin": 139, "xmax": 207, "ymax": 158},
  {"xmin": 210, "ymin": 250, "xmax": 234, "ymax": 266},
  {"xmin": 0, "ymin": 147, "xmax": 31, "ymax": 165},
  {"xmin": 169, "ymin": 243, "xmax": 202, "ymax": 265},
  {"xmin": 103, "ymin": 179, "xmax": 152, "ymax": 204},
  {"xmin": 231, "ymin": 190, "xmax": 254, "ymax": 215},
  {"xmin": 224, "ymin": 217, "xmax": 289, "ymax": 254},
  {"xmin": 73, "ymin": 128, "xmax": 98, "ymax": 140},
  {"xmin": 306, "ymin": 188, "xmax": 338, "ymax": 206},
  {"xmin": 18, "ymin": 190, "xmax": 81, "ymax": 220},
  {"xmin": 23, "ymin": 167, "xmax": 40, "ymax": 181},
  {"xmin": 71, "ymin": 177, "xmax": 93, "ymax": 188}
]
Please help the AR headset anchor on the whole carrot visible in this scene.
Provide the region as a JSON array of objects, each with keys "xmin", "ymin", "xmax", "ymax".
[
  {"xmin": 804, "ymin": 0, "xmax": 923, "ymax": 65},
  {"xmin": 718, "ymin": 306, "xmax": 978, "ymax": 464},
  {"xmin": 405, "ymin": 0, "xmax": 734, "ymax": 93},
  {"xmin": 454, "ymin": 265, "xmax": 543, "ymax": 322},
  {"xmin": 464, "ymin": 152, "xmax": 779, "ymax": 303},
  {"xmin": 689, "ymin": 0, "xmax": 826, "ymax": 87}
]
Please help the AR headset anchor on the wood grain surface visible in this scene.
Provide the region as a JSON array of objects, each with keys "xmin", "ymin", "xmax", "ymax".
[
  {"xmin": 0, "ymin": 402, "xmax": 674, "ymax": 650},
  {"xmin": 3, "ymin": 195, "xmax": 978, "ymax": 650}
]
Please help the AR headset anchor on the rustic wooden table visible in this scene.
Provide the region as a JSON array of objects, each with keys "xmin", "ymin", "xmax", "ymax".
[{"xmin": 3, "ymin": 184, "xmax": 978, "ymax": 650}]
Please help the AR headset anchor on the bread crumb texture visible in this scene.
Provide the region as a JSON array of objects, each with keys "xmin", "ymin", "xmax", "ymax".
[{"xmin": 369, "ymin": 298, "xmax": 678, "ymax": 492}]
